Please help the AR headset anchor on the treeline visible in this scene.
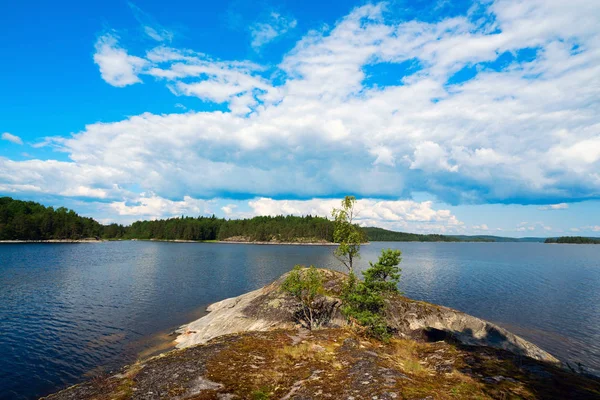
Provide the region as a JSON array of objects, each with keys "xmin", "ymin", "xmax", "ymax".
[
  {"xmin": 0, "ymin": 197, "xmax": 103, "ymax": 240},
  {"xmin": 4, "ymin": 197, "xmax": 548, "ymax": 244},
  {"xmin": 362, "ymin": 227, "xmax": 465, "ymax": 242},
  {"xmin": 111, "ymin": 215, "xmax": 336, "ymax": 242},
  {"xmin": 0, "ymin": 197, "xmax": 337, "ymax": 242},
  {"xmin": 217, "ymin": 215, "xmax": 335, "ymax": 242},
  {"xmin": 120, "ymin": 216, "xmax": 223, "ymax": 241},
  {"xmin": 545, "ymin": 236, "xmax": 600, "ymax": 244}
]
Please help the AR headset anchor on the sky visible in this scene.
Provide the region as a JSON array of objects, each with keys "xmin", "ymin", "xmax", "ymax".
[{"xmin": 0, "ymin": 0, "xmax": 599, "ymax": 237}]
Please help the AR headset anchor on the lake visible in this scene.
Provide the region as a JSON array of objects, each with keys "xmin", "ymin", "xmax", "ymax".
[{"xmin": 1, "ymin": 241, "xmax": 599, "ymax": 399}]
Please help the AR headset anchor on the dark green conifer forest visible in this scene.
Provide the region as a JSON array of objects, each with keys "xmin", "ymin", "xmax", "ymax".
[
  {"xmin": 3, "ymin": 197, "xmax": 595, "ymax": 244},
  {"xmin": 0, "ymin": 197, "xmax": 334, "ymax": 242}
]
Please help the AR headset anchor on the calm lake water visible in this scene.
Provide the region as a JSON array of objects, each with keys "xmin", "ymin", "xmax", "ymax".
[{"xmin": 1, "ymin": 241, "xmax": 599, "ymax": 399}]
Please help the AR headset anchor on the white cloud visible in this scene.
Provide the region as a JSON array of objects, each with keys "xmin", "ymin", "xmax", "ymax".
[
  {"xmin": 144, "ymin": 26, "xmax": 173, "ymax": 42},
  {"xmin": 221, "ymin": 204, "xmax": 237, "ymax": 216},
  {"xmin": 538, "ymin": 203, "xmax": 568, "ymax": 210},
  {"xmin": 369, "ymin": 146, "xmax": 395, "ymax": 166},
  {"xmin": 409, "ymin": 141, "xmax": 458, "ymax": 172},
  {"xmin": 578, "ymin": 225, "xmax": 600, "ymax": 232},
  {"xmin": 1, "ymin": 132, "xmax": 23, "ymax": 145},
  {"xmin": 473, "ymin": 224, "xmax": 489, "ymax": 231},
  {"xmin": 516, "ymin": 221, "xmax": 553, "ymax": 232},
  {"xmin": 250, "ymin": 12, "xmax": 297, "ymax": 50},
  {"xmin": 109, "ymin": 194, "xmax": 213, "ymax": 219},
  {"xmin": 247, "ymin": 197, "xmax": 462, "ymax": 230},
  {"xmin": 93, "ymin": 33, "xmax": 148, "ymax": 87},
  {"xmin": 3, "ymin": 0, "xmax": 600, "ymax": 221}
]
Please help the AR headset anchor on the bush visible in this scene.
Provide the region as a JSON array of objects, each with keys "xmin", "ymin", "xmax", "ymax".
[
  {"xmin": 363, "ymin": 249, "xmax": 402, "ymax": 293},
  {"xmin": 341, "ymin": 249, "xmax": 402, "ymax": 341},
  {"xmin": 281, "ymin": 266, "xmax": 325, "ymax": 330}
]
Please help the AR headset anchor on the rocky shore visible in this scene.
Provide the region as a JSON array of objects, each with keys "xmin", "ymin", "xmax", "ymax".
[{"xmin": 45, "ymin": 269, "xmax": 600, "ymax": 400}]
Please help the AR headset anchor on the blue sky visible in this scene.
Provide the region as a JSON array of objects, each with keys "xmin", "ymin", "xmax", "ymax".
[{"xmin": 1, "ymin": 0, "xmax": 599, "ymax": 237}]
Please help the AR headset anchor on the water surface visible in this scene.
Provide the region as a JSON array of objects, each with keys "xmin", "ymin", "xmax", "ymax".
[{"xmin": 0, "ymin": 241, "xmax": 599, "ymax": 399}]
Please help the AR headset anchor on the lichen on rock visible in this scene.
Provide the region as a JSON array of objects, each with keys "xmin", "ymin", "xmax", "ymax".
[{"xmin": 44, "ymin": 269, "xmax": 600, "ymax": 400}]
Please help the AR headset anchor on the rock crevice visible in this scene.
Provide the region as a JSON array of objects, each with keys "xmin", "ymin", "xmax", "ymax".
[{"xmin": 176, "ymin": 269, "xmax": 558, "ymax": 364}]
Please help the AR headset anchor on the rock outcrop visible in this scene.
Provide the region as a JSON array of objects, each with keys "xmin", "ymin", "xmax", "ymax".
[
  {"xmin": 46, "ymin": 268, "xmax": 599, "ymax": 400},
  {"xmin": 175, "ymin": 269, "xmax": 347, "ymax": 348},
  {"xmin": 176, "ymin": 269, "xmax": 557, "ymax": 364},
  {"xmin": 46, "ymin": 328, "xmax": 600, "ymax": 400}
]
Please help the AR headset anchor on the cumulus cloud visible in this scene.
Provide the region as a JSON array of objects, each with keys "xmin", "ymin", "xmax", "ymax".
[
  {"xmin": 77, "ymin": 196, "xmax": 461, "ymax": 232},
  {"xmin": 247, "ymin": 197, "xmax": 462, "ymax": 230},
  {"xmin": 93, "ymin": 33, "xmax": 148, "ymax": 87},
  {"xmin": 3, "ymin": 0, "xmax": 600, "ymax": 225},
  {"xmin": 109, "ymin": 194, "xmax": 213, "ymax": 219},
  {"xmin": 250, "ymin": 12, "xmax": 297, "ymax": 50},
  {"xmin": 1, "ymin": 132, "xmax": 23, "ymax": 145}
]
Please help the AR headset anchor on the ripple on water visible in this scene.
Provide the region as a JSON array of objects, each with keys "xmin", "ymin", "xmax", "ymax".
[{"xmin": 1, "ymin": 241, "xmax": 600, "ymax": 399}]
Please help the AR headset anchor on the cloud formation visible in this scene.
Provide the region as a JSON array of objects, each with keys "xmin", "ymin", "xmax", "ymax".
[
  {"xmin": 1, "ymin": 132, "xmax": 23, "ymax": 145},
  {"xmin": 250, "ymin": 12, "xmax": 297, "ymax": 50},
  {"xmin": 98, "ymin": 195, "xmax": 463, "ymax": 232},
  {"xmin": 2, "ymin": 0, "xmax": 600, "ymax": 228},
  {"xmin": 93, "ymin": 33, "xmax": 148, "ymax": 87}
]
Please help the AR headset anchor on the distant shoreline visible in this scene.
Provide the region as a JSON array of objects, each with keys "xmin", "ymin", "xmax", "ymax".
[
  {"xmin": 0, "ymin": 239, "xmax": 105, "ymax": 243},
  {"xmin": 0, "ymin": 239, "xmax": 338, "ymax": 246},
  {"xmin": 215, "ymin": 240, "xmax": 339, "ymax": 246},
  {"xmin": 3, "ymin": 238, "xmax": 596, "ymax": 245}
]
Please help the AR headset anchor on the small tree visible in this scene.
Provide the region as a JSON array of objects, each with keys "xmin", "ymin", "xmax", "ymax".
[
  {"xmin": 363, "ymin": 249, "xmax": 402, "ymax": 293},
  {"xmin": 332, "ymin": 196, "xmax": 362, "ymax": 273},
  {"xmin": 341, "ymin": 249, "xmax": 403, "ymax": 341},
  {"xmin": 341, "ymin": 276, "xmax": 389, "ymax": 340},
  {"xmin": 281, "ymin": 266, "xmax": 324, "ymax": 330}
]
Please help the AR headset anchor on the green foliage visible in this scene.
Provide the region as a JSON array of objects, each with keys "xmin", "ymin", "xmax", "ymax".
[
  {"xmin": 363, "ymin": 249, "xmax": 402, "ymax": 293},
  {"xmin": 545, "ymin": 236, "xmax": 600, "ymax": 244},
  {"xmin": 341, "ymin": 249, "xmax": 403, "ymax": 341},
  {"xmin": 250, "ymin": 388, "xmax": 271, "ymax": 400},
  {"xmin": 341, "ymin": 273, "xmax": 389, "ymax": 340},
  {"xmin": 125, "ymin": 215, "xmax": 222, "ymax": 241},
  {"xmin": 332, "ymin": 196, "xmax": 363, "ymax": 272},
  {"xmin": 0, "ymin": 197, "xmax": 104, "ymax": 240},
  {"xmin": 281, "ymin": 266, "xmax": 325, "ymax": 330},
  {"xmin": 0, "ymin": 197, "xmax": 338, "ymax": 242},
  {"xmin": 217, "ymin": 215, "xmax": 334, "ymax": 242}
]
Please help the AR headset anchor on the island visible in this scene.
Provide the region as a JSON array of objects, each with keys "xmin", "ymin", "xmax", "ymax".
[
  {"xmin": 545, "ymin": 236, "xmax": 600, "ymax": 244},
  {"xmin": 45, "ymin": 268, "xmax": 600, "ymax": 400}
]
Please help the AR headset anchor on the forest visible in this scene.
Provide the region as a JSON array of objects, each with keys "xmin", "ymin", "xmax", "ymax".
[
  {"xmin": 0, "ymin": 197, "xmax": 103, "ymax": 240},
  {"xmin": 1, "ymin": 197, "xmax": 540, "ymax": 243},
  {"xmin": 545, "ymin": 236, "xmax": 600, "ymax": 244},
  {"xmin": 0, "ymin": 197, "xmax": 336, "ymax": 242}
]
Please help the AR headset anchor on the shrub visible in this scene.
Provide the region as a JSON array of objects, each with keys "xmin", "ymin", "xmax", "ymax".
[
  {"xmin": 363, "ymin": 249, "xmax": 402, "ymax": 293},
  {"xmin": 281, "ymin": 266, "xmax": 325, "ymax": 330},
  {"xmin": 341, "ymin": 249, "xmax": 402, "ymax": 341}
]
